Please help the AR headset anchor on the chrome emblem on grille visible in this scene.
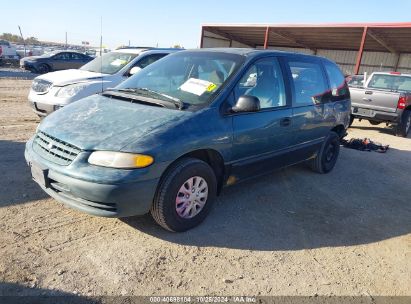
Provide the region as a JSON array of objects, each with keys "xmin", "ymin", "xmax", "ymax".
[{"xmin": 47, "ymin": 142, "xmax": 55, "ymax": 150}]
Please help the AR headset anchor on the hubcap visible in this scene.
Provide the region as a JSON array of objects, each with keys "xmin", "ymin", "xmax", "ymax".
[
  {"xmin": 325, "ymin": 143, "xmax": 336, "ymax": 162},
  {"xmin": 406, "ymin": 115, "xmax": 411, "ymax": 133},
  {"xmin": 175, "ymin": 176, "xmax": 208, "ymax": 219}
]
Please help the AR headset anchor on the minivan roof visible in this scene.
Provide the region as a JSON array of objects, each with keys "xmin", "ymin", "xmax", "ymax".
[
  {"xmin": 187, "ymin": 47, "xmax": 323, "ymax": 60},
  {"xmin": 112, "ymin": 48, "xmax": 183, "ymax": 55}
]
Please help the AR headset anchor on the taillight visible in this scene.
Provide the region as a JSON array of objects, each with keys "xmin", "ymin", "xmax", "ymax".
[
  {"xmin": 0, "ymin": 46, "xmax": 2, "ymax": 56},
  {"xmin": 397, "ymin": 96, "xmax": 406, "ymax": 109},
  {"xmin": 29, "ymin": 51, "xmax": 33, "ymax": 56}
]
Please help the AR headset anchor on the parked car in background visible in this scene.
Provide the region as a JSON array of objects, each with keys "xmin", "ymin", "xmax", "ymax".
[
  {"xmin": 346, "ymin": 74, "xmax": 364, "ymax": 88},
  {"xmin": 16, "ymin": 46, "xmax": 44, "ymax": 58},
  {"xmin": 27, "ymin": 48, "xmax": 180, "ymax": 117},
  {"xmin": 350, "ymin": 71, "xmax": 411, "ymax": 137},
  {"xmin": 25, "ymin": 49, "xmax": 350, "ymax": 231},
  {"xmin": 0, "ymin": 40, "xmax": 19, "ymax": 65},
  {"xmin": 20, "ymin": 50, "xmax": 93, "ymax": 73},
  {"xmin": 84, "ymin": 49, "xmax": 97, "ymax": 57}
]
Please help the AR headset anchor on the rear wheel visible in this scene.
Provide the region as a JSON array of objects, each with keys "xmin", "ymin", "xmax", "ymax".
[
  {"xmin": 151, "ymin": 158, "xmax": 217, "ymax": 232},
  {"xmin": 309, "ymin": 131, "xmax": 340, "ymax": 174},
  {"xmin": 396, "ymin": 110, "xmax": 411, "ymax": 137}
]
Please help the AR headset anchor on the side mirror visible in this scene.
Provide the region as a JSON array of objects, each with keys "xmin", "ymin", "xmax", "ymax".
[
  {"xmin": 231, "ymin": 95, "xmax": 260, "ymax": 113},
  {"xmin": 129, "ymin": 66, "xmax": 141, "ymax": 76}
]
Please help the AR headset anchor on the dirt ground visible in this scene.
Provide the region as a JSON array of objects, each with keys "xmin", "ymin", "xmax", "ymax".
[{"xmin": 0, "ymin": 72, "xmax": 410, "ymax": 298}]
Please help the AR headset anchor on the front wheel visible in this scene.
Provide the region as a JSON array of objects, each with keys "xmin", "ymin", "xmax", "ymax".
[
  {"xmin": 151, "ymin": 158, "xmax": 217, "ymax": 232},
  {"xmin": 396, "ymin": 110, "xmax": 411, "ymax": 137},
  {"xmin": 309, "ymin": 131, "xmax": 340, "ymax": 174},
  {"xmin": 37, "ymin": 63, "xmax": 50, "ymax": 74}
]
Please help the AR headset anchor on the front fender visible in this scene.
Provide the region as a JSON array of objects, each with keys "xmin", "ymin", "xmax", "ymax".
[{"xmin": 120, "ymin": 107, "xmax": 233, "ymax": 164}]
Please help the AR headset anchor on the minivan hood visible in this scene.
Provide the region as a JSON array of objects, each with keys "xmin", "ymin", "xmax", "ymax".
[
  {"xmin": 38, "ymin": 95, "xmax": 190, "ymax": 150},
  {"xmin": 36, "ymin": 69, "xmax": 105, "ymax": 86}
]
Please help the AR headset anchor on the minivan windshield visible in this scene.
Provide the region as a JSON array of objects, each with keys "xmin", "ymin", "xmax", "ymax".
[
  {"xmin": 368, "ymin": 74, "xmax": 411, "ymax": 92},
  {"xmin": 115, "ymin": 51, "xmax": 245, "ymax": 106},
  {"xmin": 80, "ymin": 52, "xmax": 138, "ymax": 75}
]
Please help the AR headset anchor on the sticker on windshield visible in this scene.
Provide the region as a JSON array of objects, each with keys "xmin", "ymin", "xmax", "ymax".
[
  {"xmin": 111, "ymin": 59, "xmax": 127, "ymax": 67},
  {"xmin": 180, "ymin": 78, "xmax": 217, "ymax": 96}
]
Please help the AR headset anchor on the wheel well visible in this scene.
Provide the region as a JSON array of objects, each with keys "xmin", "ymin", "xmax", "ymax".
[
  {"xmin": 176, "ymin": 149, "xmax": 225, "ymax": 195},
  {"xmin": 331, "ymin": 124, "xmax": 346, "ymax": 139}
]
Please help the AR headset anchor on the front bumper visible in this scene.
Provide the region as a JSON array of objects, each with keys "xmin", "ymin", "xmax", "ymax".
[
  {"xmin": 24, "ymin": 137, "xmax": 160, "ymax": 217},
  {"xmin": 351, "ymin": 106, "xmax": 401, "ymax": 124},
  {"xmin": 28, "ymin": 88, "xmax": 70, "ymax": 116},
  {"xmin": 22, "ymin": 61, "xmax": 37, "ymax": 71},
  {"xmin": 28, "ymin": 100, "xmax": 57, "ymax": 116}
]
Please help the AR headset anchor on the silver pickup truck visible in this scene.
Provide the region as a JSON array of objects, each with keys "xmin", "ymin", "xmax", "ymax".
[{"xmin": 349, "ymin": 72, "xmax": 411, "ymax": 137}]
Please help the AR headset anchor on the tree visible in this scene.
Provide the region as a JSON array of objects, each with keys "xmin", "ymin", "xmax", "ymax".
[{"xmin": 0, "ymin": 33, "xmax": 40, "ymax": 45}]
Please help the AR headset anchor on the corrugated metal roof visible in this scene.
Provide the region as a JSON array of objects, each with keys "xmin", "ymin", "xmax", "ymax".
[{"xmin": 202, "ymin": 23, "xmax": 411, "ymax": 53}]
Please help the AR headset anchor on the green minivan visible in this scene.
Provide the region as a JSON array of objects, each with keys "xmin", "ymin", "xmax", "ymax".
[{"xmin": 25, "ymin": 48, "xmax": 351, "ymax": 231}]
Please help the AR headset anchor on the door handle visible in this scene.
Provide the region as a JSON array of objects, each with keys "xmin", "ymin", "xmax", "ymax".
[
  {"xmin": 362, "ymin": 97, "xmax": 372, "ymax": 102},
  {"xmin": 280, "ymin": 117, "xmax": 291, "ymax": 127}
]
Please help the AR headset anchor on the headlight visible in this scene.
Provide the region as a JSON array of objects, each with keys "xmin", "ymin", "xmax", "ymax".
[
  {"xmin": 88, "ymin": 151, "xmax": 154, "ymax": 169},
  {"xmin": 56, "ymin": 83, "xmax": 88, "ymax": 98}
]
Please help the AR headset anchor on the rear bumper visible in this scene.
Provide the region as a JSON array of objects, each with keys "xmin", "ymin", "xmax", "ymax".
[
  {"xmin": 24, "ymin": 139, "xmax": 160, "ymax": 217},
  {"xmin": 351, "ymin": 105, "xmax": 401, "ymax": 124}
]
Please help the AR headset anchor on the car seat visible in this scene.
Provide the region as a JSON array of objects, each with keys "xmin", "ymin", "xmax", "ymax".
[{"xmin": 245, "ymin": 64, "xmax": 280, "ymax": 108}]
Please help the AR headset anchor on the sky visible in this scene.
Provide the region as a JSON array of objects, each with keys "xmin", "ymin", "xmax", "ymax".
[{"xmin": 3, "ymin": 0, "xmax": 411, "ymax": 49}]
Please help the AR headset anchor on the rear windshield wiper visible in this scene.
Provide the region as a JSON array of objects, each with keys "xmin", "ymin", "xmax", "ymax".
[{"xmin": 114, "ymin": 88, "xmax": 187, "ymax": 110}]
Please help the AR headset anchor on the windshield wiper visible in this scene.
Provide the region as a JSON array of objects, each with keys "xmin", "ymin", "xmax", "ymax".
[
  {"xmin": 102, "ymin": 89, "xmax": 166, "ymax": 108},
  {"xmin": 114, "ymin": 88, "xmax": 186, "ymax": 110}
]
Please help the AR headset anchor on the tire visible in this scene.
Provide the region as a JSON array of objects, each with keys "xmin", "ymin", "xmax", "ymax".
[
  {"xmin": 369, "ymin": 120, "xmax": 381, "ymax": 125},
  {"xmin": 396, "ymin": 110, "xmax": 411, "ymax": 137},
  {"xmin": 37, "ymin": 63, "xmax": 50, "ymax": 74},
  {"xmin": 150, "ymin": 158, "xmax": 217, "ymax": 232},
  {"xmin": 309, "ymin": 131, "xmax": 340, "ymax": 174},
  {"xmin": 348, "ymin": 115, "xmax": 354, "ymax": 127}
]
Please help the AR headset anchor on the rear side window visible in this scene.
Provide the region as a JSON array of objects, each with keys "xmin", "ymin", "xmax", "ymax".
[
  {"xmin": 286, "ymin": 60, "xmax": 328, "ymax": 106},
  {"xmin": 368, "ymin": 74, "xmax": 411, "ymax": 92},
  {"xmin": 347, "ymin": 75, "xmax": 364, "ymax": 88},
  {"xmin": 71, "ymin": 53, "xmax": 83, "ymax": 60},
  {"xmin": 135, "ymin": 54, "xmax": 167, "ymax": 69},
  {"xmin": 323, "ymin": 60, "xmax": 350, "ymax": 101}
]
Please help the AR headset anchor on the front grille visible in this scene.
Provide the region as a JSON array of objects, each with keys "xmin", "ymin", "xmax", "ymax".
[
  {"xmin": 33, "ymin": 131, "xmax": 81, "ymax": 166},
  {"xmin": 32, "ymin": 79, "xmax": 52, "ymax": 93}
]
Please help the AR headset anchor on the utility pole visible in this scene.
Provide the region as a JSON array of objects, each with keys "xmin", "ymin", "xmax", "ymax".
[
  {"xmin": 128, "ymin": 40, "xmax": 130, "ymax": 46},
  {"xmin": 100, "ymin": 16, "xmax": 103, "ymax": 56},
  {"xmin": 65, "ymin": 32, "xmax": 67, "ymax": 49},
  {"xmin": 18, "ymin": 26, "xmax": 26, "ymax": 56}
]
